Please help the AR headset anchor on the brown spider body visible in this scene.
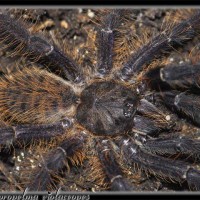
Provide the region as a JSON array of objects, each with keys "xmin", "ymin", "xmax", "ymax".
[{"xmin": 1, "ymin": 8, "xmax": 200, "ymax": 192}]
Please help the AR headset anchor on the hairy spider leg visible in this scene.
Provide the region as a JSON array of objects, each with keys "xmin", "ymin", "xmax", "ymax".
[
  {"xmin": 118, "ymin": 11, "xmax": 200, "ymax": 81},
  {"xmin": 120, "ymin": 138, "xmax": 200, "ymax": 190},
  {"xmin": 96, "ymin": 139, "xmax": 133, "ymax": 191},
  {"xmin": 0, "ymin": 13, "xmax": 83, "ymax": 83},
  {"xmin": 141, "ymin": 135, "xmax": 200, "ymax": 160},
  {"xmin": 96, "ymin": 10, "xmax": 125, "ymax": 76},
  {"xmin": 0, "ymin": 118, "xmax": 72, "ymax": 147},
  {"xmin": 27, "ymin": 132, "xmax": 86, "ymax": 191}
]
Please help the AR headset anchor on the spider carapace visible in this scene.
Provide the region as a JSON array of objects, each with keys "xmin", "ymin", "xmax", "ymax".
[
  {"xmin": 77, "ymin": 81, "xmax": 138, "ymax": 136},
  {"xmin": 1, "ymin": 9, "xmax": 200, "ymax": 192}
]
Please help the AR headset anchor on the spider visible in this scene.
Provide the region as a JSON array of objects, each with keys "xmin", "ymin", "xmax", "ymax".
[{"xmin": 1, "ymin": 8, "xmax": 200, "ymax": 192}]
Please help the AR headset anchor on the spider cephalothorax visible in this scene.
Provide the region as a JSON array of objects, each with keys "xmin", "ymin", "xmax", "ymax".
[
  {"xmin": 1, "ymin": 8, "xmax": 200, "ymax": 192},
  {"xmin": 77, "ymin": 81, "xmax": 138, "ymax": 135}
]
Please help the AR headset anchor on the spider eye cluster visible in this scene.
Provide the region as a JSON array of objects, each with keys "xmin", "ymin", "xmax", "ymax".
[
  {"xmin": 76, "ymin": 81, "xmax": 138, "ymax": 135},
  {"xmin": 124, "ymin": 100, "xmax": 135, "ymax": 118}
]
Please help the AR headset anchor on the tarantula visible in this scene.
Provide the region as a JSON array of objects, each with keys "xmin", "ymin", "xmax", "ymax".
[{"xmin": 1, "ymin": 8, "xmax": 200, "ymax": 192}]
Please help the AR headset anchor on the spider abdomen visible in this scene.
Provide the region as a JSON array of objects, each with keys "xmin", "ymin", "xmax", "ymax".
[
  {"xmin": 0, "ymin": 68, "xmax": 77, "ymax": 124},
  {"xmin": 76, "ymin": 81, "xmax": 138, "ymax": 135}
]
